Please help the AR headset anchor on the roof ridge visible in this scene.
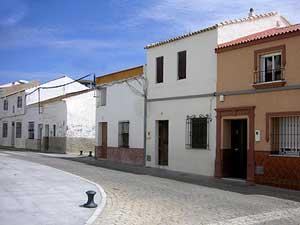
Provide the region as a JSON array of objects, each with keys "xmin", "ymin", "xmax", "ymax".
[
  {"xmin": 217, "ymin": 11, "xmax": 277, "ymax": 26},
  {"xmin": 145, "ymin": 11, "xmax": 279, "ymax": 49}
]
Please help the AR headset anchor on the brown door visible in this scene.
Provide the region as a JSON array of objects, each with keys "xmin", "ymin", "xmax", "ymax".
[
  {"xmin": 231, "ymin": 120, "xmax": 247, "ymax": 179},
  {"xmin": 158, "ymin": 120, "xmax": 168, "ymax": 166},
  {"xmin": 101, "ymin": 122, "xmax": 108, "ymax": 158}
]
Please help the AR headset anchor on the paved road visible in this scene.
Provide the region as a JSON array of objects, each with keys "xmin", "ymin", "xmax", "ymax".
[
  {"xmin": 2, "ymin": 150, "xmax": 300, "ymax": 225},
  {"xmin": 0, "ymin": 152, "xmax": 102, "ymax": 225}
]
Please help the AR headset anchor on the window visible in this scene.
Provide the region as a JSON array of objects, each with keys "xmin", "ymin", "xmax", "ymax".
[
  {"xmin": 28, "ymin": 122, "xmax": 34, "ymax": 139},
  {"xmin": 16, "ymin": 122, "xmax": 22, "ymax": 138},
  {"xmin": 53, "ymin": 124, "xmax": 56, "ymax": 137},
  {"xmin": 17, "ymin": 96, "xmax": 22, "ymax": 108},
  {"xmin": 100, "ymin": 88, "xmax": 107, "ymax": 106},
  {"xmin": 156, "ymin": 56, "xmax": 164, "ymax": 83},
  {"xmin": 271, "ymin": 116, "xmax": 300, "ymax": 156},
  {"xmin": 186, "ymin": 116, "xmax": 208, "ymax": 149},
  {"xmin": 3, "ymin": 99, "xmax": 8, "ymax": 111},
  {"xmin": 119, "ymin": 121, "xmax": 129, "ymax": 148},
  {"xmin": 259, "ymin": 52, "xmax": 282, "ymax": 82},
  {"xmin": 2, "ymin": 123, "xmax": 8, "ymax": 138},
  {"xmin": 178, "ymin": 51, "xmax": 186, "ymax": 80}
]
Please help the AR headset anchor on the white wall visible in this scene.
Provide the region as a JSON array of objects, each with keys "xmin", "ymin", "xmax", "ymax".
[
  {"xmin": 218, "ymin": 14, "xmax": 290, "ymax": 44},
  {"xmin": 146, "ymin": 97, "xmax": 216, "ymax": 176},
  {"xmin": 96, "ymin": 77, "xmax": 145, "ymax": 149},
  {"xmin": 147, "ymin": 29, "xmax": 218, "ymax": 99},
  {"xmin": 65, "ymin": 91, "xmax": 95, "ymax": 138}
]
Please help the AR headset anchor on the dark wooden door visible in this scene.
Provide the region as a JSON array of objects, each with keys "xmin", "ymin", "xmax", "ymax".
[
  {"xmin": 158, "ymin": 121, "xmax": 168, "ymax": 166},
  {"xmin": 231, "ymin": 120, "xmax": 247, "ymax": 179},
  {"xmin": 101, "ymin": 122, "xmax": 108, "ymax": 158}
]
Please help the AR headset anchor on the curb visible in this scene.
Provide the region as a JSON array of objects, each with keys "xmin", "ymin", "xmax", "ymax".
[{"xmin": 59, "ymin": 170, "xmax": 107, "ymax": 225}]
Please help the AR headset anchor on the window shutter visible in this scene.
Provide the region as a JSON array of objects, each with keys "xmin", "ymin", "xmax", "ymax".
[
  {"xmin": 156, "ymin": 56, "xmax": 164, "ymax": 83},
  {"xmin": 178, "ymin": 51, "xmax": 186, "ymax": 79}
]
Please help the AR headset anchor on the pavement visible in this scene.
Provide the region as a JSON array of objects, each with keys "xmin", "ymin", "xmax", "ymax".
[
  {"xmin": 0, "ymin": 151, "xmax": 103, "ymax": 225},
  {"xmin": 1, "ymin": 149, "xmax": 300, "ymax": 225}
]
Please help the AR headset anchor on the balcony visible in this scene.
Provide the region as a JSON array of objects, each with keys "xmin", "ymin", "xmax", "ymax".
[{"xmin": 253, "ymin": 68, "xmax": 286, "ymax": 89}]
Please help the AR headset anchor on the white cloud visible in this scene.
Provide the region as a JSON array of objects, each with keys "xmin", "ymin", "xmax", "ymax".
[{"xmin": 137, "ymin": 0, "xmax": 300, "ymax": 32}]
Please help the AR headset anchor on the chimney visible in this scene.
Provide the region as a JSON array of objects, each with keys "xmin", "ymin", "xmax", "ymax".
[{"xmin": 248, "ymin": 8, "xmax": 255, "ymax": 17}]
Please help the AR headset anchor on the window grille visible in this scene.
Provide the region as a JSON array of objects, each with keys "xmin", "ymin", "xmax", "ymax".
[
  {"xmin": 271, "ymin": 116, "xmax": 300, "ymax": 156},
  {"xmin": 186, "ymin": 115, "xmax": 210, "ymax": 149},
  {"xmin": 119, "ymin": 121, "xmax": 129, "ymax": 148}
]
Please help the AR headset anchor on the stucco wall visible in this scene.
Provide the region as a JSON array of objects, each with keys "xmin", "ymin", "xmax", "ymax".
[
  {"xmin": 147, "ymin": 29, "xmax": 218, "ymax": 99},
  {"xmin": 65, "ymin": 91, "xmax": 95, "ymax": 139},
  {"xmin": 96, "ymin": 78, "xmax": 145, "ymax": 149},
  {"xmin": 217, "ymin": 35, "xmax": 300, "ymax": 152},
  {"xmin": 217, "ymin": 35, "xmax": 300, "ymax": 92},
  {"xmin": 146, "ymin": 97, "xmax": 216, "ymax": 176}
]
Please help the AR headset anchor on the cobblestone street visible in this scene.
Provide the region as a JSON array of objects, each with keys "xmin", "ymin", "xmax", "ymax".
[{"xmin": 3, "ymin": 150, "xmax": 300, "ymax": 225}]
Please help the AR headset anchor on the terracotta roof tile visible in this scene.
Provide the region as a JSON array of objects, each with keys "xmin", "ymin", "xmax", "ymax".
[{"xmin": 216, "ymin": 23, "xmax": 300, "ymax": 51}]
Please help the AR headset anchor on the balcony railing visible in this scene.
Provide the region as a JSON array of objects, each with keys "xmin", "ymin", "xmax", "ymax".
[{"xmin": 254, "ymin": 68, "xmax": 285, "ymax": 84}]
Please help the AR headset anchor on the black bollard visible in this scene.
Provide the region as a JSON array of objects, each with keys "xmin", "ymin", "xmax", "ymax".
[
  {"xmin": 80, "ymin": 151, "xmax": 83, "ymax": 155},
  {"xmin": 83, "ymin": 190, "xmax": 97, "ymax": 208},
  {"xmin": 88, "ymin": 151, "xmax": 92, "ymax": 157}
]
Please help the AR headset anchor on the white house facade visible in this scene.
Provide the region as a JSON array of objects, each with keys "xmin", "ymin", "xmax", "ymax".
[
  {"xmin": 145, "ymin": 11, "xmax": 290, "ymax": 176},
  {"xmin": 95, "ymin": 66, "xmax": 145, "ymax": 165},
  {"xmin": 0, "ymin": 76, "xmax": 96, "ymax": 154}
]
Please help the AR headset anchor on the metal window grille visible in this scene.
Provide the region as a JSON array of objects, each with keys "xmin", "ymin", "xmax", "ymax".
[
  {"xmin": 271, "ymin": 116, "xmax": 300, "ymax": 156},
  {"xmin": 28, "ymin": 122, "xmax": 34, "ymax": 139},
  {"xmin": 119, "ymin": 121, "xmax": 129, "ymax": 148},
  {"xmin": 17, "ymin": 96, "xmax": 22, "ymax": 108},
  {"xmin": 2, "ymin": 123, "xmax": 8, "ymax": 138},
  {"xmin": 186, "ymin": 115, "xmax": 210, "ymax": 149},
  {"xmin": 16, "ymin": 122, "xmax": 22, "ymax": 138}
]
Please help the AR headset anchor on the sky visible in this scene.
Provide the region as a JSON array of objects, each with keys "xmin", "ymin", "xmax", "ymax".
[{"xmin": 0, "ymin": 0, "xmax": 300, "ymax": 84}]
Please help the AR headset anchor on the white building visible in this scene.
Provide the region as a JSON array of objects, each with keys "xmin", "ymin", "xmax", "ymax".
[
  {"xmin": 0, "ymin": 76, "xmax": 96, "ymax": 154},
  {"xmin": 95, "ymin": 66, "xmax": 145, "ymax": 165},
  {"xmin": 145, "ymin": 11, "xmax": 290, "ymax": 176}
]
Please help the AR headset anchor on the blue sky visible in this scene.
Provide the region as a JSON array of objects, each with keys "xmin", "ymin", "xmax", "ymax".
[{"xmin": 0, "ymin": 0, "xmax": 300, "ymax": 84}]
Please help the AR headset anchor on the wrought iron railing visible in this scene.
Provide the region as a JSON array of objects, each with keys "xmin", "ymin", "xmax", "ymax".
[{"xmin": 254, "ymin": 68, "xmax": 285, "ymax": 84}]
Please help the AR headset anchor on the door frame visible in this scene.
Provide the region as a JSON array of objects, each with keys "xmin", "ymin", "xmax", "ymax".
[
  {"xmin": 215, "ymin": 106, "xmax": 255, "ymax": 183},
  {"xmin": 99, "ymin": 122, "xmax": 108, "ymax": 159},
  {"xmin": 157, "ymin": 120, "xmax": 169, "ymax": 166}
]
